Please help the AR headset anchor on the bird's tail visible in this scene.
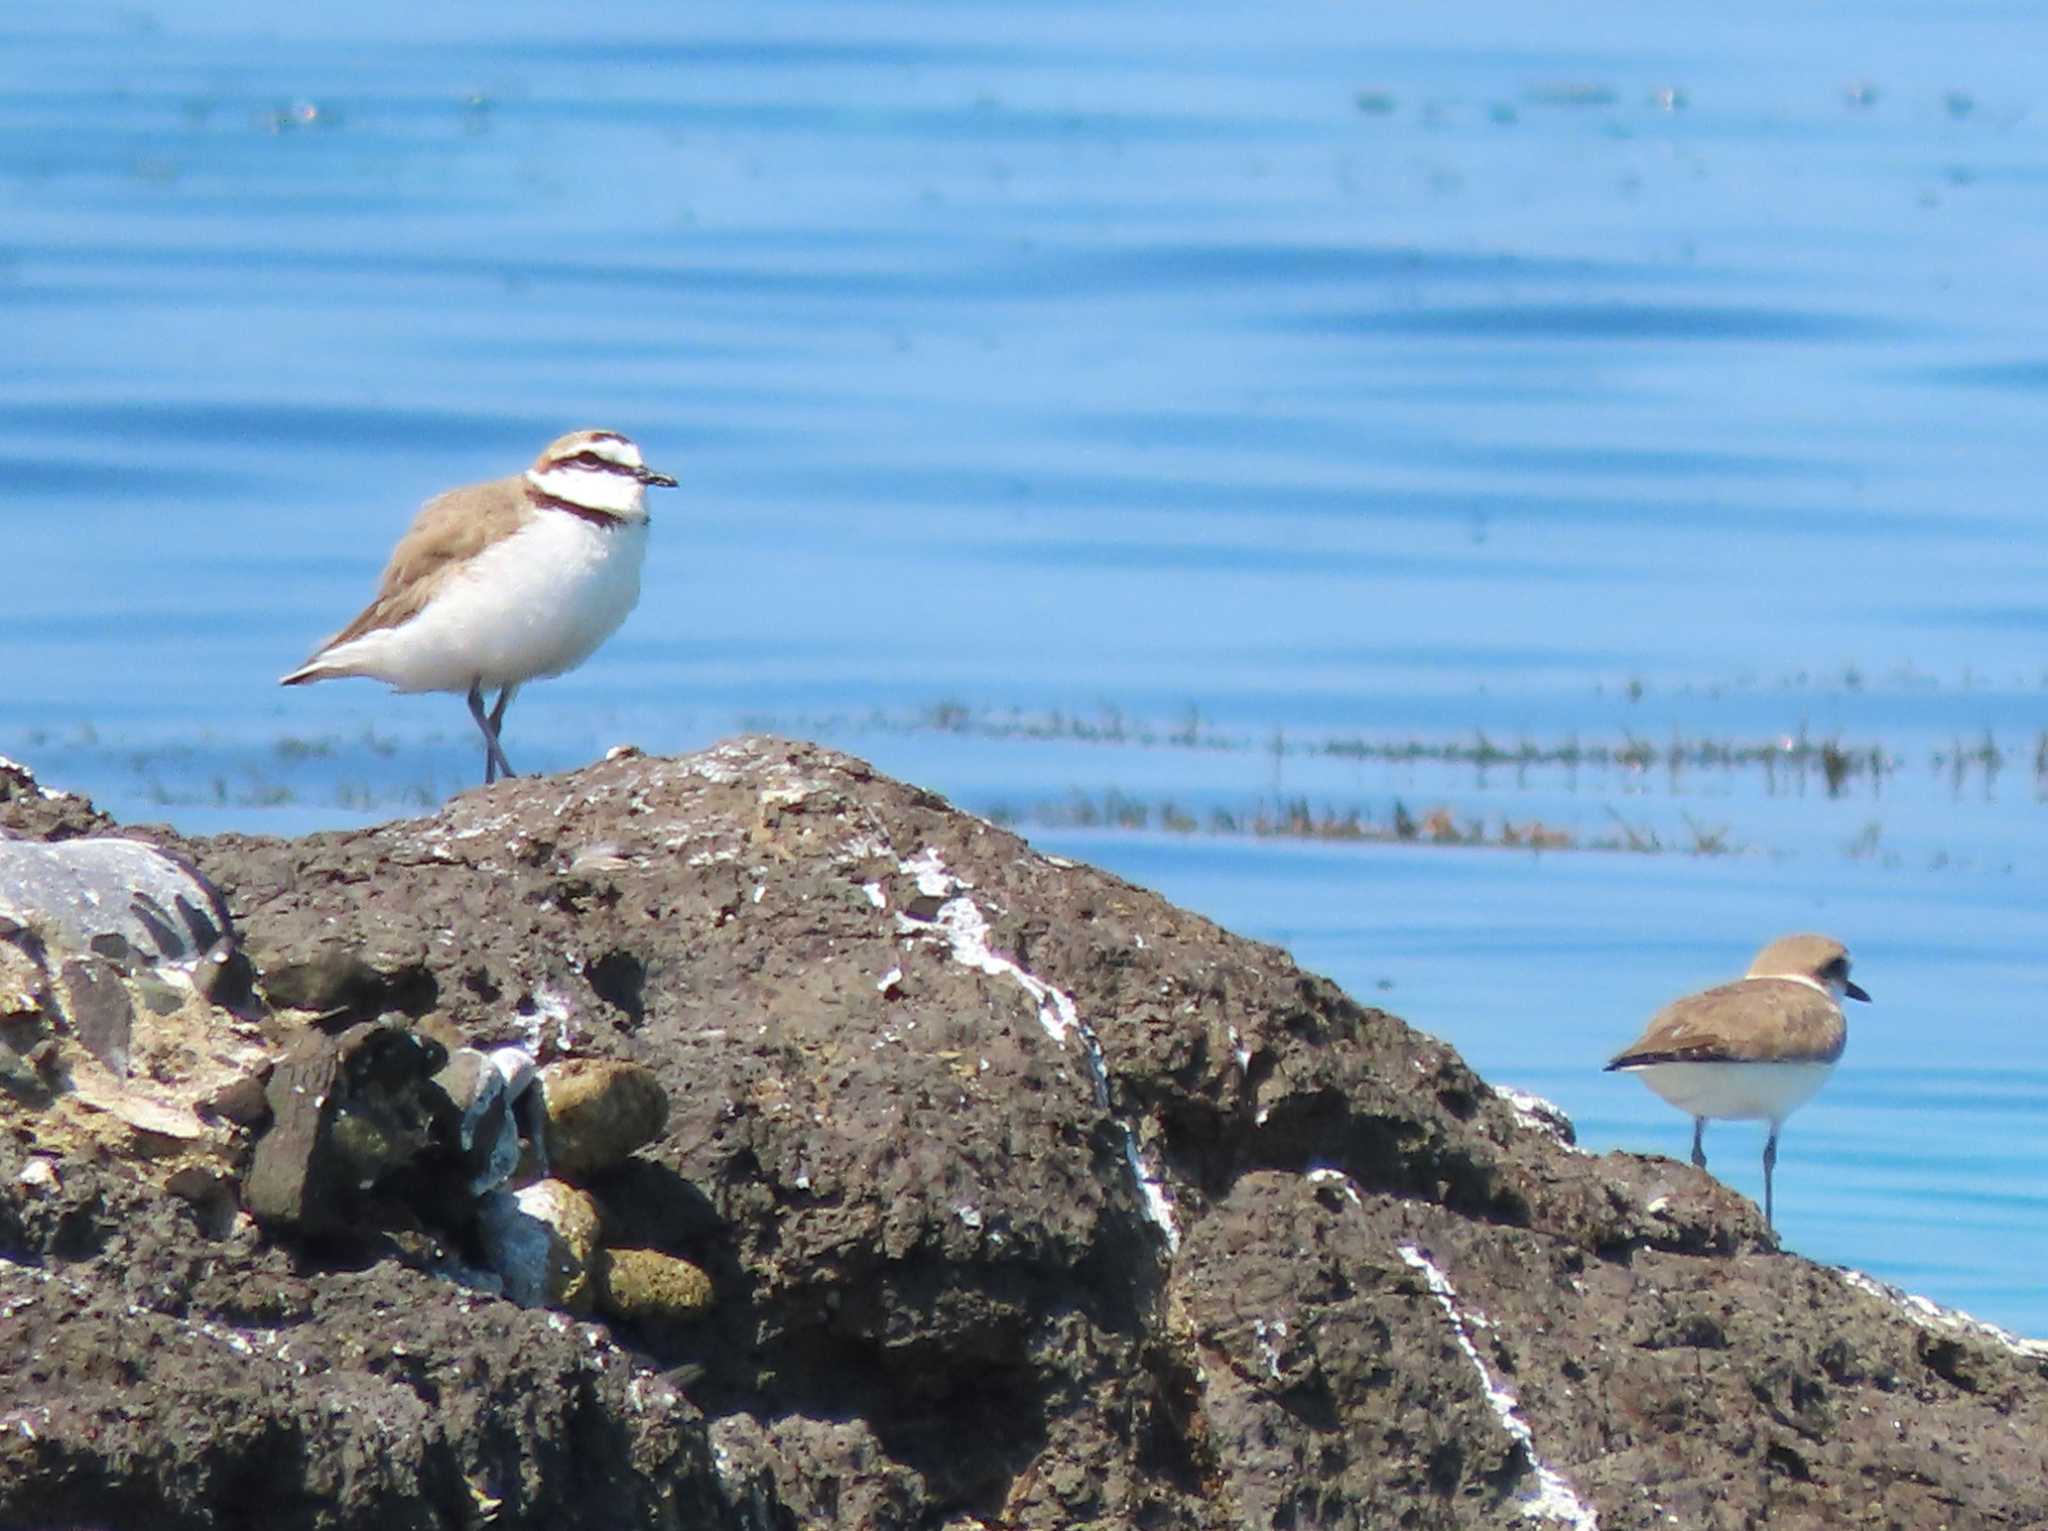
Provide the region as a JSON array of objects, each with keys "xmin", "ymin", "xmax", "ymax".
[{"xmin": 280, "ymin": 657, "xmax": 341, "ymax": 686}]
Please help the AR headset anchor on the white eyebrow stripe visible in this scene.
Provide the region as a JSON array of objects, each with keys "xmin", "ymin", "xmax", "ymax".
[{"xmin": 572, "ymin": 434, "xmax": 640, "ymax": 465}]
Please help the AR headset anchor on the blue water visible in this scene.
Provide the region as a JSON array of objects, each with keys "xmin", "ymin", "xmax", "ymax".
[
  {"xmin": 1036, "ymin": 831, "xmax": 2048, "ymax": 1324},
  {"xmin": 8, "ymin": 1, "xmax": 2048, "ymax": 1332}
]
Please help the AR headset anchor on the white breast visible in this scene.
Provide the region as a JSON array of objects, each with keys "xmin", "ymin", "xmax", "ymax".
[
  {"xmin": 1622, "ymin": 1059, "xmax": 1837, "ymax": 1124},
  {"xmin": 331, "ymin": 512, "xmax": 646, "ymax": 695}
]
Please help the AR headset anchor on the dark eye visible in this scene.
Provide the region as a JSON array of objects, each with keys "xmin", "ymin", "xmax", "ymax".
[{"xmin": 575, "ymin": 451, "xmax": 605, "ymax": 467}]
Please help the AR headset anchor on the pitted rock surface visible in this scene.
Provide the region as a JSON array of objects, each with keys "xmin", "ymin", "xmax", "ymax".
[{"xmin": 0, "ymin": 735, "xmax": 2044, "ymax": 1529}]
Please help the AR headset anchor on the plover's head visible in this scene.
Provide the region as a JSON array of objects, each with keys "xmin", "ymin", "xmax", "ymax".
[
  {"xmin": 1746, "ymin": 933, "xmax": 1871, "ymax": 1004},
  {"xmin": 526, "ymin": 429, "xmax": 676, "ymax": 521}
]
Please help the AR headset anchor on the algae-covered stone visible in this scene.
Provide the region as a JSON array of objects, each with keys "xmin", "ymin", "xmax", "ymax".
[
  {"xmin": 477, "ymin": 1177, "xmax": 603, "ymax": 1311},
  {"xmin": 596, "ymin": 1246, "xmax": 714, "ymax": 1321},
  {"xmin": 243, "ymin": 1021, "xmax": 449, "ymax": 1234},
  {"xmin": 258, "ymin": 947, "xmax": 410, "ymax": 1018},
  {"xmin": 539, "ymin": 1058, "xmax": 667, "ymax": 1174}
]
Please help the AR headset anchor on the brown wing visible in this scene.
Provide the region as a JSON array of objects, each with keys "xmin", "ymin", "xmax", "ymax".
[
  {"xmin": 1606, "ymin": 978, "xmax": 1847, "ymax": 1069},
  {"xmin": 307, "ymin": 476, "xmax": 531, "ymax": 654}
]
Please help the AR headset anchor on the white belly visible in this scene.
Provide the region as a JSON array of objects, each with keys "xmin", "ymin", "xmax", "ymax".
[
  {"xmin": 1622, "ymin": 1059, "xmax": 1836, "ymax": 1124},
  {"xmin": 330, "ymin": 513, "xmax": 645, "ymax": 694}
]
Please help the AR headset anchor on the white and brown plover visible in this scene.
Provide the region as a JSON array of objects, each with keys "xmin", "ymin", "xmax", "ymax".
[
  {"xmin": 1606, "ymin": 932, "xmax": 1870, "ymax": 1228},
  {"xmin": 282, "ymin": 429, "xmax": 674, "ymax": 784}
]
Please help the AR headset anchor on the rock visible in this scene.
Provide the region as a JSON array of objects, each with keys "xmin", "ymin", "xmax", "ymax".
[
  {"xmin": 73, "ymin": 1087, "xmax": 207, "ymax": 1144},
  {"xmin": 708, "ymin": 1414, "xmax": 932, "ymax": 1529},
  {"xmin": 258, "ymin": 945, "xmax": 416, "ymax": 1020},
  {"xmin": 477, "ymin": 1177, "xmax": 604, "ymax": 1311},
  {"xmin": 1, "ymin": 736, "xmax": 2045, "ymax": 1530},
  {"xmin": 200, "ymin": 1068, "xmax": 273, "ymax": 1127},
  {"xmin": 596, "ymin": 1246, "xmax": 715, "ymax": 1321},
  {"xmin": 432, "ymin": 1045, "xmax": 526, "ymax": 1195},
  {"xmin": 0, "ymin": 753, "xmax": 113, "ymax": 841},
  {"xmin": 190, "ymin": 934, "xmax": 256, "ymax": 1012},
  {"xmin": 0, "ymin": 833, "xmax": 258, "ymax": 1061},
  {"xmin": 538, "ymin": 1057, "xmax": 668, "ymax": 1175},
  {"xmin": 0, "ymin": 1039, "xmax": 54, "ymax": 1097},
  {"xmin": 242, "ymin": 1020, "xmax": 449, "ymax": 1235},
  {"xmin": 0, "ymin": 836, "xmax": 237, "ymax": 978},
  {"xmin": 163, "ymin": 1164, "xmax": 241, "ymax": 1237},
  {"xmin": 59, "ymin": 955, "xmax": 133, "ymax": 1075},
  {"xmin": 487, "ymin": 1044, "xmax": 539, "ymax": 1101},
  {"xmin": 0, "ymin": 839, "xmax": 270, "ymax": 1172},
  {"xmin": 0, "ymin": 931, "xmax": 45, "ymax": 1015}
]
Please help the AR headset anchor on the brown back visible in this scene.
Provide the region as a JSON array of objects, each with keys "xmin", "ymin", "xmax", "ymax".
[
  {"xmin": 1607, "ymin": 977, "xmax": 1848, "ymax": 1069},
  {"xmin": 313, "ymin": 475, "xmax": 532, "ymax": 650}
]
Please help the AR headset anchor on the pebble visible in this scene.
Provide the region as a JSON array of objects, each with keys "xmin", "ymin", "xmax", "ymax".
[
  {"xmin": 539, "ymin": 1059, "xmax": 668, "ymax": 1175},
  {"xmin": 432, "ymin": 1047, "xmax": 523, "ymax": 1196},
  {"xmin": 597, "ymin": 1247, "xmax": 715, "ymax": 1321},
  {"xmin": 477, "ymin": 1178, "xmax": 604, "ymax": 1311}
]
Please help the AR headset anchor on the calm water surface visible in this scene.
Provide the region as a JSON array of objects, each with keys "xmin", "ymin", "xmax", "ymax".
[{"xmin": 8, "ymin": 1, "xmax": 2048, "ymax": 1331}]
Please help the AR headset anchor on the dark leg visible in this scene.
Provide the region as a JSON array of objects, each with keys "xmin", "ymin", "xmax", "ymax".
[
  {"xmin": 466, "ymin": 682, "xmax": 516, "ymax": 785},
  {"xmin": 489, "ymin": 685, "xmax": 519, "ymax": 779},
  {"xmin": 1762, "ymin": 1126, "xmax": 1778, "ymax": 1230},
  {"xmin": 1690, "ymin": 1117, "xmax": 1707, "ymax": 1169}
]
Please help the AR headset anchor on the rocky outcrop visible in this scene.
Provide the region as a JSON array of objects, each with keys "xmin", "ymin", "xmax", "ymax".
[{"xmin": 1, "ymin": 736, "xmax": 2044, "ymax": 1529}]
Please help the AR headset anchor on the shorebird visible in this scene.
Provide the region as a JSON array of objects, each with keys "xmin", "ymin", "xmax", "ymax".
[
  {"xmin": 281, "ymin": 429, "xmax": 674, "ymax": 784},
  {"xmin": 1605, "ymin": 933, "xmax": 1870, "ymax": 1228}
]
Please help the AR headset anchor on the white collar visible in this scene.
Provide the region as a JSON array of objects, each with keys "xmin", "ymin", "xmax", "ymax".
[{"xmin": 1743, "ymin": 972, "xmax": 1832, "ymax": 999}]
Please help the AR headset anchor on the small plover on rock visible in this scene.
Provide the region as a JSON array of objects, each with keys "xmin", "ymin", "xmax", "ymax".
[
  {"xmin": 1605, "ymin": 932, "xmax": 1870, "ymax": 1228},
  {"xmin": 282, "ymin": 429, "xmax": 674, "ymax": 783}
]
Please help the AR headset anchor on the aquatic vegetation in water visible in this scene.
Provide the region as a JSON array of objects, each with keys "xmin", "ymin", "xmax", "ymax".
[
  {"xmin": 782, "ymin": 702, "xmax": 1919, "ymax": 797},
  {"xmin": 10, "ymin": 700, "xmax": 2048, "ymax": 868},
  {"xmin": 984, "ymin": 789, "xmax": 1688, "ymax": 856}
]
